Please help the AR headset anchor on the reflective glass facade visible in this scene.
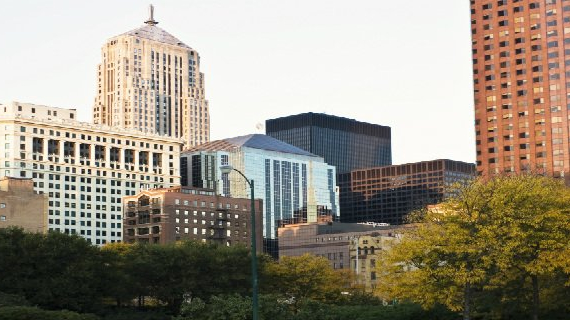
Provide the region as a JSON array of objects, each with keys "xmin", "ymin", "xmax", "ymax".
[
  {"xmin": 338, "ymin": 159, "xmax": 475, "ymax": 225},
  {"xmin": 266, "ymin": 113, "xmax": 392, "ymax": 173},
  {"xmin": 181, "ymin": 134, "xmax": 339, "ymax": 256}
]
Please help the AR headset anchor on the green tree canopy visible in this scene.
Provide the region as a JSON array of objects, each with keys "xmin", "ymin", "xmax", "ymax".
[
  {"xmin": 377, "ymin": 174, "xmax": 570, "ymax": 320},
  {"xmin": 261, "ymin": 254, "xmax": 348, "ymax": 312}
]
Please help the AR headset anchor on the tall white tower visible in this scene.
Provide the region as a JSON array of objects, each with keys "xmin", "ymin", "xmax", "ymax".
[{"xmin": 93, "ymin": 5, "xmax": 209, "ymax": 147}]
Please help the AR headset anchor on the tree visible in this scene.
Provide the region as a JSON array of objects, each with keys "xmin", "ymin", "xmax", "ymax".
[
  {"xmin": 479, "ymin": 174, "xmax": 570, "ymax": 320},
  {"xmin": 261, "ymin": 254, "xmax": 347, "ymax": 312},
  {"xmin": 376, "ymin": 174, "xmax": 570, "ymax": 320},
  {"xmin": 0, "ymin": 228, "xmax": 109, "ymax": 312}
]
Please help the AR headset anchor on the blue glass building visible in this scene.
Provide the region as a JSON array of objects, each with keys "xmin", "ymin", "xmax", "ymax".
[{"xmin": 181, "ymin": 134, "xmax": 339, "ymax": 256}]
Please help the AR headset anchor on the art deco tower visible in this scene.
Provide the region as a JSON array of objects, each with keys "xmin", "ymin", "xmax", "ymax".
[
  {"xmin": 93, "ymin": 5, "xmax": 209, "ymax": 147},
  {"xmin": 472, "ymin": 0, "xmax": 570, "ymax": 177}
]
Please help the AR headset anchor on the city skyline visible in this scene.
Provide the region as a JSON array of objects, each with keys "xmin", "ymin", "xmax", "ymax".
[{"xmin": 0, "ymin": 0, "xmax": 474, "ymax": 165}]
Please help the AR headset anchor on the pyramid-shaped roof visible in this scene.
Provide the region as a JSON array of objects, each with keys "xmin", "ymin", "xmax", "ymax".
[
  {"xmin": 114, "ymin": 6, "xmax": 192, "ymax": 50},
  {"xmin": 185, "ymin": 134, "xmax": 318, "ymax": 157},
  {"xmin": 119, "ymin": 24, "xmax": 192, "ymax": 49}
]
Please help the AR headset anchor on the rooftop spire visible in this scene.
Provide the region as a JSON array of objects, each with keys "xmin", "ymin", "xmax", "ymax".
[{"xmin": 144, "ymin": 4, "xmax": 159, "ymax": 26}]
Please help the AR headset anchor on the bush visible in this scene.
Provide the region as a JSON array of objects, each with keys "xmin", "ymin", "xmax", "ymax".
[
  {"xmin": 0, "ymin": 306, "xmax": 99, "ymax": 320},
  {"xmin": 96, "ymin": 307, "xmax": 171, "ymax": 320},
  {"xmin": 0, "ymin": 292, "xmax": 30, "ymax": 307}
]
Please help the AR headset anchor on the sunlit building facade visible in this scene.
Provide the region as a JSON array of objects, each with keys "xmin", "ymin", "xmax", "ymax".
[
  {"xmin": 93, "ymin": 5, "xmax": 209, "ymax": 147},
  {"xmin": 0, "ymin": 101, "xmax": 182, "ymax": 245},
  {"xmin": 278, "ymin": 220, "xmax": 405, "ymax": 292},
  {"xmin": 472, "ymin": 0, "xmax": 570, "ymax": 177},
  {"xmin": 123, "ymin": 186, "xmax": 263, "ymax": 252}
]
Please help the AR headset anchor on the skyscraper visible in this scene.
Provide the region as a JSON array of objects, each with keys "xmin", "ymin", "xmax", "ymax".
[
  {"xmin": 266, "ymin": 113, "xmax": 391, "ymax": 174},
  {"xmin": 93, "ymin": 5, "xmax": 209, "ymax": 147},
  {"xmin": 472, "ymin": 0, "xmax": 570, "ymax": 177}
]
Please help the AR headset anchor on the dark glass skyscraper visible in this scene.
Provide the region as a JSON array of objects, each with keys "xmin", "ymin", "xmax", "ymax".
[
  {"xmin": 338, "ymin": 159, "xmax": 475, "ymax": 225},
  {"xmin": 266, "ymin": 113, "xmax": 392, "ymax": 174}
]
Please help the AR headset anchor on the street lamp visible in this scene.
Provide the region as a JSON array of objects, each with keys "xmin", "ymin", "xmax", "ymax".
[{"xmin": 219, "ymin": 164, "xmax": 258, "ymax": 320}]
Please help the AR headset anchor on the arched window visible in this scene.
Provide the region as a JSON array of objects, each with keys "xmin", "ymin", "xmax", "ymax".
[
  {"xmin": 370, "ymin": 246, "xmax": 375, "ymax": 254},
  {"xmin": 138, "ymin": 195, "xmax": 150, "ymax": 206}
]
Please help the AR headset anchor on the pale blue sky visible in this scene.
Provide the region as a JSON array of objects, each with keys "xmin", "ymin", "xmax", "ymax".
[{"xmin": 0, "ymin": 0, "xmax": 474, "ymax": 165}]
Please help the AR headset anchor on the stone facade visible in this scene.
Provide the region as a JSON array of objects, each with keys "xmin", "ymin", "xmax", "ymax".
[
  {"xmin": 278, "ymin": 220, "xmax": 406, "ymax": 291},
  {"xmin": 0, "ymin": 101, "xmax": 182, "ymax": 245},
  {"xmin": 0, "ymin": 177, "xmax": 48, "ymax": 233},
  {"xmin": 93, "ymin": 6, "xmax": 209, "ymax": 148}
]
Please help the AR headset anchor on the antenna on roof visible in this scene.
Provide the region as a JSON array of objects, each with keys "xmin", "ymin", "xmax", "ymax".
[{"xmin": 145, "ymin": 4, "xmax": 159, "ymax": 26}]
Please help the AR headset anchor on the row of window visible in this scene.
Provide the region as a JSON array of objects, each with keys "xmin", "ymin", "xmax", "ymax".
[{"xmin": 20, "ymin": 126, "xmax": 177, "ymax": 151}]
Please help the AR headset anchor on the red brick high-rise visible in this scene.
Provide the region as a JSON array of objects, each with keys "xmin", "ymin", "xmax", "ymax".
[{"xmin": 472, "ymin": 0, "xmax": 570, "ymax": 177}]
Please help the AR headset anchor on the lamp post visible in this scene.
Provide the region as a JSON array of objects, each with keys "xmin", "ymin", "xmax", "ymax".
[{"xmin": 219, "ymin": 165, "xmax": 258, "ymax": 320}]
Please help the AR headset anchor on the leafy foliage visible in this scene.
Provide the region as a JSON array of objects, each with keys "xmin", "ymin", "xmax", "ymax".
[
  {"xmin": 0, "ymin": 228, "xmax": 110, "ymax": 312},
  {"xmin": 261, "ymin": 254, "xmax": 348, "ymax": 311},
  {"xmin": 377, "ymin": 174, "xmax": 570, "ymax": 320}
]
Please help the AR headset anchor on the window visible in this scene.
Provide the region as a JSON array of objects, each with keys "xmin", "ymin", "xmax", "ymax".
[{"xmin": 0, "ymin": 215, "xmax": 5, "ymax": 221}]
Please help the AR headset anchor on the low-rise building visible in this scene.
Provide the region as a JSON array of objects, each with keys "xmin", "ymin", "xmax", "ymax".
[
  {"xmin": 0, "ymin": 177, "xmax": 48, "ymax": 232},
  {"xmin": 123, "ymin": 186, "xmax": 263, "ymax": 252},
  {"xmin": 278, "ymin": 220, "xmax": 406, "ymax": 290},
  {"xmin": 348, "ymin": 233, "xmax": 399, "ymax": 291}
]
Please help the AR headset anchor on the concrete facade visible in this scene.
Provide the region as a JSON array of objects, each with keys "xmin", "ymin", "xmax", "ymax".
[
  {"xmin": 93, "ymin": 5, "xmax": 209, "ymax": 148},
  {"xmin": 0, "ymin": 101, "xmax": 182, "ymax": 245},
  {"xmin": 0, "ymin": 177, "xmax": 48, "ymax": 233}
]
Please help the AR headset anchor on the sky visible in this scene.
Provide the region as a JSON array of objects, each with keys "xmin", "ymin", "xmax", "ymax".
[{"xmin": 0, "ymin": 0, "xmax": 475, "ymax": 165}]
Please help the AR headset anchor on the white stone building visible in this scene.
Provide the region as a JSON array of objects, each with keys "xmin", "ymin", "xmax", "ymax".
[
  {"xmin": 0, "ymin": 101, "xmax": 182, "ymax": 245},
  {"xmin": 93, "ymin": 5, "xmax": 209, "ymax": 147}
]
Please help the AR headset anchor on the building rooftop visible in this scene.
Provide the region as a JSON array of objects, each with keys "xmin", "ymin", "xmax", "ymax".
[
  {"xmin": 342, "ymin": 159, "xmax": 476, "ymax": 175},
  {"xmin": 0, "ymin": 110, "xmax": 183, "ymax": 143},
  {"xmin": 316, "ymin": 221, "xmax": 400, "ymax": 235},
  {"xmin": 266, "ymin": 112, "xmax": 391, "ymax": 138},
  {"xmin": 116, "ymin": 6, "xmax": 192, "ymax": 49},
  {"xmin": 119, "ymin": 24, "xmax": 192, "ymax": 49},
  {"xmin": 185, "ymin": 134, "xmax": 319, "ymax": 157}
]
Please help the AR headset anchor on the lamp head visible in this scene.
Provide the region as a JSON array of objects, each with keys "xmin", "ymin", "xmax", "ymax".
[{"xmin": 220, "ymin": 165, "xmax": 233, "ymax": 175}]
